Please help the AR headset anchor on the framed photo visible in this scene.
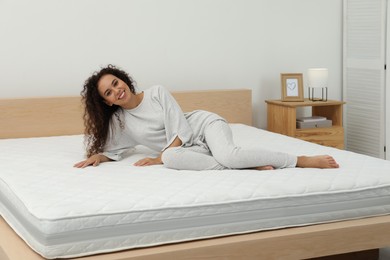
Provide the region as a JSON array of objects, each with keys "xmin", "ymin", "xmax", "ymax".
[{"xmin": 280, "ymin": 73, "xmax": 304, "ymax": 102}]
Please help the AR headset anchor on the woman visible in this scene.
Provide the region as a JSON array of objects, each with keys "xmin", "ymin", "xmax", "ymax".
[{"xmin": 74, "ymin": 65, "xmax": 339, "ymax": 170}]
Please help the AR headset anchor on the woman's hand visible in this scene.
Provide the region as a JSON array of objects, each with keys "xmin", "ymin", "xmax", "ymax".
[
  {"xmin": 74, "ymin": 154, "xmax": 111, "ymax": 168},
  {"xmin": 134, "ymin": 157, "xmax": 162, "ymax": 166},
  {"xmin": 134, "ymin": 137, "xmax": 181, "ymax": 167}
]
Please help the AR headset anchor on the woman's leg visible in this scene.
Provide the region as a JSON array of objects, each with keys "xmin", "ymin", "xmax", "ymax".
[
  {"xmin": 204, "ymin": 121, "xmax": 338, "ymax": 169},
  {"xmin": 161, "ymin": 145, "xmax": 228, "ymax": 170},
  {"xmin": 204, "ymin": 121, "xmax": 296, "ymax": 169}
]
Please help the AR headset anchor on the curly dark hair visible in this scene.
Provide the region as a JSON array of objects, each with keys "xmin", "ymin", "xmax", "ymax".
[{"xmin": 81, "ymin": 64, "xmax": 136, "ymax": 157}]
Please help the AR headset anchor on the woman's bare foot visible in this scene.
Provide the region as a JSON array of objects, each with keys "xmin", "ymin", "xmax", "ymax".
[
  {"xmin": 296, "ymin": 155, "xmax": 339, "ymax": 169},
  {"xmin": 254, "ymin": 165, "xmax": 275, "ymax": 171}
]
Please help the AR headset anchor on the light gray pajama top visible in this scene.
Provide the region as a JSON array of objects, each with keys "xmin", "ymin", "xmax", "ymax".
[{"xmin": 103, "ymin": 85, "xmax": 224, "ymax": 161}]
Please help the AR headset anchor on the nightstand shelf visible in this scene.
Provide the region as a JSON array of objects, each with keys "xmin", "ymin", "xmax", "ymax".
[{"xmin": 265, "ymin": 99, "xmax": 346, "ymax": 149}]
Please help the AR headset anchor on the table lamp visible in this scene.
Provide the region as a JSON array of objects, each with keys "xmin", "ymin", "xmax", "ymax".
[{"xmin": 307, "ymin": 68, "xmax": 328, "ymax": 101}]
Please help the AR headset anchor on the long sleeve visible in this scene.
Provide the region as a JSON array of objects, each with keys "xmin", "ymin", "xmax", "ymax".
[{"xmin": 154, "ymin": 86, "xmax": 194, "ymax": 150}]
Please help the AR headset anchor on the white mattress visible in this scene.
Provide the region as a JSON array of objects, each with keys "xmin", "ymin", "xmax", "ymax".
[{"xmin": 1, "ymin": 124, "xmax": 390, "ymax": 259}]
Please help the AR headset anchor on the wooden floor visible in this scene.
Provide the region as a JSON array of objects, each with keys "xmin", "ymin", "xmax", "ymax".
[{"xmin": 307, "ymin": 249, "xmax": 379, "ymax": 260}]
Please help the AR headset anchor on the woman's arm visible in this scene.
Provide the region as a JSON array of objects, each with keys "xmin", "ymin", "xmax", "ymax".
[
  {"xmin": 134, "ymin": 136, "xmax": 182, "ymax": 166},
  {"xmin": 156, "ymin": 85, "xmax": 194, "ymax": 149}
]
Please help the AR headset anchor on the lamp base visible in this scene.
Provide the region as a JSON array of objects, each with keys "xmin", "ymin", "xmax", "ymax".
[{"xmin": 308, "ymin": 87, "xmax": 328, "ymax": 101}]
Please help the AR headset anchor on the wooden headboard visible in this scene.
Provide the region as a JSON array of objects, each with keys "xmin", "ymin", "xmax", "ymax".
[{"xmin": 0, "ymin": 89, "xmax": 252, "ymax": 139}]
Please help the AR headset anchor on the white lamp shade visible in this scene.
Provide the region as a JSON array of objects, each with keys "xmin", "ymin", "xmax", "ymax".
[{"xmin": 307, "ymin": 68, "xmax": 328, "ymax": 88}]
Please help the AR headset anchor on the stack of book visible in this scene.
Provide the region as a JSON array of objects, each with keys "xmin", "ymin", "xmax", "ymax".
[{"xmin": 296, "ymin": 116, "xmax": 332, "ymax": 129}]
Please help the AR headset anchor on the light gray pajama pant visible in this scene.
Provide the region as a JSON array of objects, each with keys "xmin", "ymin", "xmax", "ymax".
[{"xmin": 161, "ymin": 120, "xmax": 297, "ymax": 170}]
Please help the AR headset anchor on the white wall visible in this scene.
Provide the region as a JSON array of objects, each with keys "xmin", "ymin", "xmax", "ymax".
[{"xmin": 0, "ymin": 0, "xmax": 342, "ymax": 129}]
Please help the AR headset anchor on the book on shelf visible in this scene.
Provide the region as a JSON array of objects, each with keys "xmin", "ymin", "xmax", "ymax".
[
  {"xmin": 296, "ymin": 116, "xmax": 327, "ymax": 122},
  {"xmin": 296, "ymin": 119, "xmax": 332, "ymax": 129}
]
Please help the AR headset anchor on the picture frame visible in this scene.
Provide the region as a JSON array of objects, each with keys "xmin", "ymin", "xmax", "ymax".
[{"xmin": 280, "ymin": 73, "xmax": 304, "ymax": 102}]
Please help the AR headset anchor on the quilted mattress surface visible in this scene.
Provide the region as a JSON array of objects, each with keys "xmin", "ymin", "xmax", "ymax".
[{"xmin": 1, "ymin": 124, "xmax": 390, "ymax": 258}]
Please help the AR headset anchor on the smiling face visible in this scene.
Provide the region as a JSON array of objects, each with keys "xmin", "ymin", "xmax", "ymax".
[{"xmin": 97, "ymin": 74, "xmax": 134, "ymax": 108}]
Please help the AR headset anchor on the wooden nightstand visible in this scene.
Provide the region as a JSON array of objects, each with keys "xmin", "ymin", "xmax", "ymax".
[{"xmin": 265, "ymin": 99, "xmax": 346, "ymax": 149}]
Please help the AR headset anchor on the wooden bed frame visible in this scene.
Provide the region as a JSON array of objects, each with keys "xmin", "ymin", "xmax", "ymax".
[
  {"xmin": 0, "ymin": 89, "xmax": 388, "ymax": 260},
  {"xmin": 0, "ymin": 89, "xmax": 252, "ymax": 139}
]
